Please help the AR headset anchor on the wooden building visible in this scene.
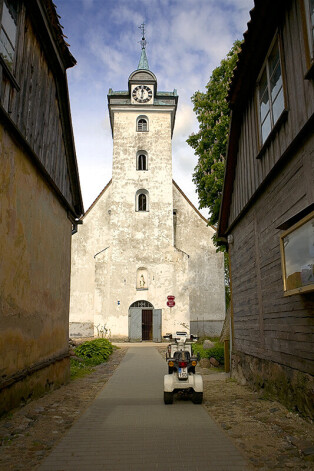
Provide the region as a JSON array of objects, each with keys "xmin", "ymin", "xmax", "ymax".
[
  {"xmin": 0, "ymin": 0, "xmax": 83, "ymax": 413},
  {"xmin": 218, "ymin": 0, "xmax": 314, "ymax": 418}
]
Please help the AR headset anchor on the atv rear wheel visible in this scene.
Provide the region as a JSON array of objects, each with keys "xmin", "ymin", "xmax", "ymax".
[
  {"xmin": 164, "ymin": 392, "xmax": 174, "ymax": 404},
  {"xmin": 192, "ymin": 392, "xmax": 203, "ymax": 404}
]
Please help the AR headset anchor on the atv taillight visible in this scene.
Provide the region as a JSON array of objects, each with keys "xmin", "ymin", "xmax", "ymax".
[{"xmin": 179, "ymin": 361, "xmax": 187, "ymax": 368}]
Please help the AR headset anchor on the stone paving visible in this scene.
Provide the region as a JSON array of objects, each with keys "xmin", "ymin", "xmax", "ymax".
[{"xmin": 39, "ymin": 346, "xmax": 250, "ymax": 471}]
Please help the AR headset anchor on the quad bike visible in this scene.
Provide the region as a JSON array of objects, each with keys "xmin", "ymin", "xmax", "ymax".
[{"xmin": 163, "ymin": 331, "xmax": 203, "ymax": 404}]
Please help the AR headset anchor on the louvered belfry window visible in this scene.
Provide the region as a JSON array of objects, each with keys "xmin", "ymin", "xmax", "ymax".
[{"xmin": 137, "ymin": 118, "xmax": 148, "ymax": 132}]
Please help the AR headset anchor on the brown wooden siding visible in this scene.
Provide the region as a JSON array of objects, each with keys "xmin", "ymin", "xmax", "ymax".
[
  {"xmin": 0, "ymin": 9, "xmax": 73, "ymax": 207},
  {"xmin": 230, "ymin": 140, "xmax": 314, "ymax": 374},
  {"xmin": 228, "ymin": 0, "xmax": 314, "ymax": 228}
]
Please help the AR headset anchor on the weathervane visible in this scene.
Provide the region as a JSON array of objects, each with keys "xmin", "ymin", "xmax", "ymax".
[{"xmin": 138, "ymin": 22, "xmax": 147, "ymax": 49}]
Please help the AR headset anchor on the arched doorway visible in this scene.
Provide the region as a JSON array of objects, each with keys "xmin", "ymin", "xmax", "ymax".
[{"xmin": 128, "ymin": 301, "xmax": 161, "ymax": 342}]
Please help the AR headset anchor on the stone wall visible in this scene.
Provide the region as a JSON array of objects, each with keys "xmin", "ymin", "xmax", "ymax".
[{"xmin": 232, "ymin": 350, "xmax": 314, "ymax": 419}]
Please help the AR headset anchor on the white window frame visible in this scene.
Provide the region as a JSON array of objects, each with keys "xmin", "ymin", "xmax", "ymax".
[{"xmin": 256, "ymin": 35, "xmax": 286, "ymax": 147}]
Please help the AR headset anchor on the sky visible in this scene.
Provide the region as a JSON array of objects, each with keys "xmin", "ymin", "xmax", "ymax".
[{"xmin": 56, "ymin": 0, "xmax": 255, "ymax": 217}]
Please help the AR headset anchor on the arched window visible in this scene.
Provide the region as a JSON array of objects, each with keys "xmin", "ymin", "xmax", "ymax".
[
  {"xmin": 130, "ymin": 300, "xmax": 154, "ymax": 308},
  {"xmin": 136, "ymin": 115, "xmax": 148, "ymax": 132},
  {"xmin": 135, "ymin": 189, "xmax": 149, "ymax": 212},
  {"xmin": 137, "ymin": 151, "xmax": 148, "ymax": 170}
]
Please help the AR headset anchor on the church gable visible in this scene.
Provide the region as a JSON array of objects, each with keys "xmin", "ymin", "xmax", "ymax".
[{"xmin": 172, "ymin": 181, "xmax": 216, "ymax": 253}]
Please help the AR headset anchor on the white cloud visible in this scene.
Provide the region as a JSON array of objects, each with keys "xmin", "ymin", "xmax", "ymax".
[{"xmin": 57, "ymin": 0, "xmax": 255, "ymax": 218}]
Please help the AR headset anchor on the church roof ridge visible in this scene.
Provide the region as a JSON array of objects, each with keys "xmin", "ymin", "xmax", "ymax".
[
  {"xmin": 82, "ymin": 179, "xmax": 112, "ymax": 219},
  {"xmin": 172, "ymin": 180, "xmax": 216, "ymax": 229}
]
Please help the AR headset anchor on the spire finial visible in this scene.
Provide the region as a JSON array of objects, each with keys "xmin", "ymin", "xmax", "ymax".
[
  {"xmin": 138, "ymin": 22, "xmax": 146, "ymax": 50},
  {"xmin": 137, "ymin": 22, "xmax": 149, "ymax": 70}
]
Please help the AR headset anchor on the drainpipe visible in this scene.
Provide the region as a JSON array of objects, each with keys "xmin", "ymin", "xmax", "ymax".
[{"xmin": 72, "ymin": 219, "xmax": 83, "ymax": 235}]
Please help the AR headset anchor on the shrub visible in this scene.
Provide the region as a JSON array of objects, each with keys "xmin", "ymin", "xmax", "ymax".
[
  {"xmin": 192, "ymin": 341, "xmax": 225, "ymax": 365},
  {"xmin": 191, "ymin": 343, "xmax": 208, "ymax": 359},
  {"xmin": 206, "ymin": 345, "xmax": 224, "ymax": 365},
  {"xmin": 74, "ymin": 338, "xmax": 114, "ymax": 366}
]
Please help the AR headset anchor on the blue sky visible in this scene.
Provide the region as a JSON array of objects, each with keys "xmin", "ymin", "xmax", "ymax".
[{"xmin": 56, "ymin": 0, "xmax": 254, "ymax": 216}]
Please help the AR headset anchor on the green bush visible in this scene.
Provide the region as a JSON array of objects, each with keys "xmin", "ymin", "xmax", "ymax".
[
  {"xmin": 192, "ymin": 341, "xmax": 225, "ymax": 365},
  {"xmin": 206, "ymin": 345, "xmax": 224, "ymax": 365},
  {"xmin": 191, "ymin": 343, "xmax": 208, "ymax": 359},
  {"xmin": 74, "ymin": 338, "xmax": 114, "ymax": 366}
]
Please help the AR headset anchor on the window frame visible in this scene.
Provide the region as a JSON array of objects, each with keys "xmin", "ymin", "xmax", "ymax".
[
  {"xmin": 301, "ymin": 0, "xmax": 314, "ymax": 78},
  {"xmin": 136, "ymin": 150, "xmax": 148, "ymax": 171},
  {"xmin": 280, "ymin": 211, "xmax": 314, "ymax": 296},
  {"xmin": 256, "ymin": 34, "xmax": 287, "ymax": 149},
  {"xmin": 136, "ymin": 115, "xmax": 148, "ymax": 132},
  {"xmin": 0, "ymin": 0, "xmax": 18, "ymax": 72},
  {"xmin": 0, "ymin": 0, "xmax": 22, "ymax": 90},
  {"xmin": 135, "ymin": 189, "xmax": 149, "ymax": 212}
]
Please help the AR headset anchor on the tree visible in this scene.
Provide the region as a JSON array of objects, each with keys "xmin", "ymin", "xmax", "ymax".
[{"xmin": 187, "ymin": 40, "xmax": 241, "ymax": 226}]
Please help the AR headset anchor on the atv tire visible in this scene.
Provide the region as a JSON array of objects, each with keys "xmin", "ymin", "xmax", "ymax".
[
  {"xmin": 192, "ymin": 392, "xmax": 203, "ymax": 404},
  {"xmin": 164, "ymin": 392, "xmax": 174, "ymax": 404}
]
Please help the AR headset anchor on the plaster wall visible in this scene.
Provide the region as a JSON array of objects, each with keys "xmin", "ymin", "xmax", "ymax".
[
  {"xmin": 0, "ymin": 128, "xmax": 71, "ymax": 411},
  {"xmin": 69, "ymin": 107, "xmax": 226, "ymax": 339},
  {"xmin": 173, "ymin": 185, "xmax": 225, "ymax": 336},
  {"xmin": 102, "ymin": 108, "xmax": 188, "ymax": 337},
  {"xmin": 70, "ymin": 185, "xmax": 112, "ymax": 337}
]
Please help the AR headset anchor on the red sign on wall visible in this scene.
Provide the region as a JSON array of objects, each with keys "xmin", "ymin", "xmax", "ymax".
[
  {"xmin": 167, "ymin": 300, "xmax": 175, "ymax": 307},
  {"xmin": 167, "ymin": 295, "xmax": 175, "ymax": 301}
]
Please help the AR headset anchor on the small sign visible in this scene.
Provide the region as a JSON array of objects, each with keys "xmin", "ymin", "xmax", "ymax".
[
  {"xmin": 167, "ymin": 300, "xmax": 175, "ymax": 307},
  {"xmin": 167, "ymin": 295, "xmax": 175, "ymax": 301}
]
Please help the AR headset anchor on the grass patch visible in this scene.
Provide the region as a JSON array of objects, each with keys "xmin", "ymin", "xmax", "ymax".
[
  {"xmin": 70, "ymin": 359, "xmax": 95, "ymax": 380},
  {"xmin": 70, "ymin": 338, "xmax": 115, "ymax": 380}
]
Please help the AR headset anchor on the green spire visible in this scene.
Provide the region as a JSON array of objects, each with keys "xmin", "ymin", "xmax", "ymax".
[
  {"xmin": 137, "ymin": 22, "xmax": 149, "ymax": 70},
  {"xmin": 138, "ymin": 47, "xmax": 149, "ymax": 70}
]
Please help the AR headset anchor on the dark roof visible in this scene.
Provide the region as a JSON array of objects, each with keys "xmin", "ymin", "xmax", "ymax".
[
  {"xmin": 228, "ymin": 0, "xmax": 286, "ymax": 109},
  {"xmin": 41, "ymin": 0, "xmax": 76, "ymax": 69}
]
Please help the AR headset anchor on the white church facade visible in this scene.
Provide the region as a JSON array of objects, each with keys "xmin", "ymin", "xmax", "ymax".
[{"xmin": 69, "ymin": 38, "xmax": 225, "ymax": 341}]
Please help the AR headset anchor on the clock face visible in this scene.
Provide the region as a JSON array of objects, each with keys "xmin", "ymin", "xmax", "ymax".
[{"xmin": 132, "ymin": 85, "xmax": 153, "ymax": 103}]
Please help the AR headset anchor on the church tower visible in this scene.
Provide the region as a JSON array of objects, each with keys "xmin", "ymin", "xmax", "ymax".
[
  {"xmin": 69, "ymin": 27, "xmax": 225, "ymax": 341},
  {"xmin": 106, "ymin": 26, "xmax": 180, "ymax": 340}
]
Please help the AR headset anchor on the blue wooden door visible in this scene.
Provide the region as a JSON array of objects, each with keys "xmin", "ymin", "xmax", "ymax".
[
  {"xmin": 153, "ymin": 309, "xmax": 162, "ymax": 342},
  {"xmin": 128, "ymin": 308, "xmax": 142, "ymax": 341}
]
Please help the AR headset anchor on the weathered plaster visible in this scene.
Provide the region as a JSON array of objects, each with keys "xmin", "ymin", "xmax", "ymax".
[
  {"xmin": 70, "ymin": 87, "xmax": 225, "ymax": 340},
  {"xmin": 0, "ymin": 129, "xmax": 71, "ymax": 412}
]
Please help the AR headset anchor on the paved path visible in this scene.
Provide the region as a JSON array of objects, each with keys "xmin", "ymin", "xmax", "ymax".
[{"xmin": 39, "ymin": 347, "xmax": 249, "ymax": 471}]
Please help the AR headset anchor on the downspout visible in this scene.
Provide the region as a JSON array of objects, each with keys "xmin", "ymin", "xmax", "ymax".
[
  {"xmin": 72, "ymin": 219, "xmax": 83, "ymax": 235},
  {"xmin": 227, "ymin": 240, "xmax": 234, "ymax": 375}
]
